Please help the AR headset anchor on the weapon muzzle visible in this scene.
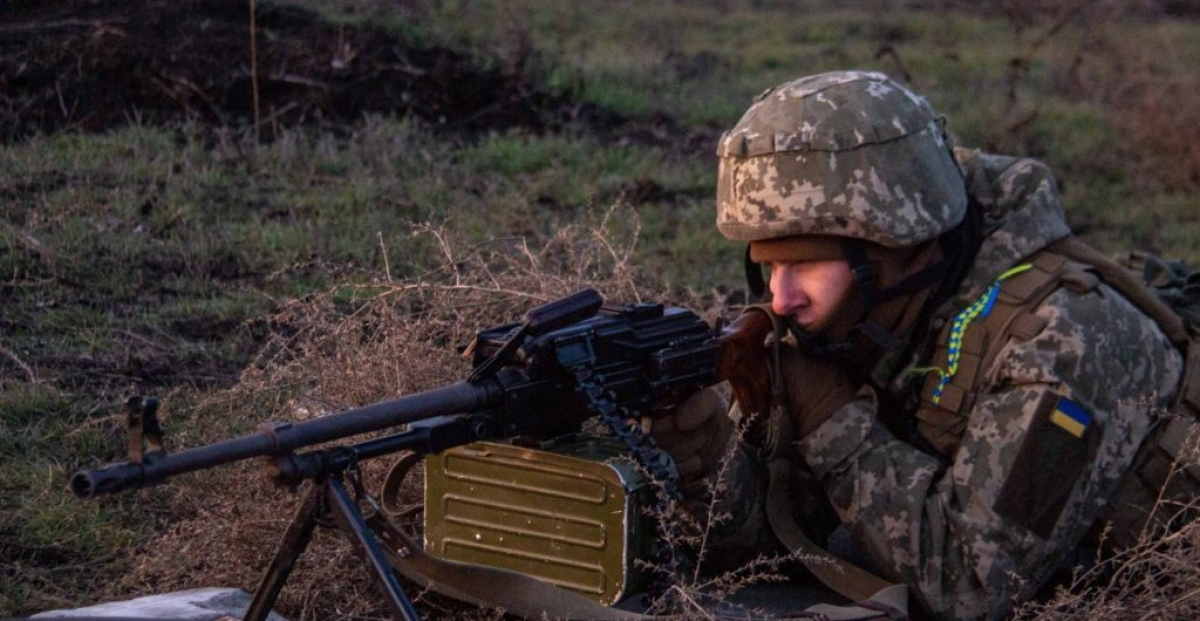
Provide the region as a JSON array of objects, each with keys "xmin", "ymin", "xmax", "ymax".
[{"xmin": 70, "ymin": 461, "xmax": 147, "ymax": 498}]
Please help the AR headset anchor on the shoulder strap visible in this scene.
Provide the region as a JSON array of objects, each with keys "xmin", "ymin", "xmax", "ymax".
[
  {"xmin": 764, "ymin": 457, "xmax": 899, "ymax": 602},
  {"xmin": 1046, "ymin": 237, "xmax": 1189, "ymax": 347},
  {"xmin": 737, "ymin": 307, "xmax": 903, "ymax": 605},
  {"xmin": 916, "ymin": 236, "xmax": 1198, "ymax": 459},
  {"xmin": 915, "ymin": 250, "xmax": 1092, "ymax": 457}
]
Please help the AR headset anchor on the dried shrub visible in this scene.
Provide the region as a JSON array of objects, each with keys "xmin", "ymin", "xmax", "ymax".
[
  {"xmin": 1017, "ymin": 512, "xmax": 1200, "ymax": 620},
  {"xmin": 1017, "ymin": 434, "xmax": 1200, "ymax": 621},
  {"xmin": 643, "ymin": 438, "xmax": 828, "ymax": 620},
  {"xmin": 106, "ymin": 209, "xmax": 726, "ymax": 620},
  {"xmin": 1110, "ymin": 77, "xmax": 1200, "ymax": 191}
]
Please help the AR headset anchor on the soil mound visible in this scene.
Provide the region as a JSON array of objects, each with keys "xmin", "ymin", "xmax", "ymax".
[{"xmin": 0, "ymin": 0, "xmax": 574, "ymax": 140}]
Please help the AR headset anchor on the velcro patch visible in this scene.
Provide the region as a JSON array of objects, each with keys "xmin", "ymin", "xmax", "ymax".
[{"xmin": 994, "ymin": 393, "xmax": 1099, "ymax": 538}]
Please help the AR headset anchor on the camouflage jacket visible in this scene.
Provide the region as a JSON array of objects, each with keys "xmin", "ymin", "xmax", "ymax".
[{"xmin": 717, "ymin": 150, "xmax": 1185, "ymax": 620}]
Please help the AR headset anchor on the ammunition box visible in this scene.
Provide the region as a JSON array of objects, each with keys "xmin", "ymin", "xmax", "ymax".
[{"xmin": 424, "ymin": 437, "xmax": 654, "ymax": 605}]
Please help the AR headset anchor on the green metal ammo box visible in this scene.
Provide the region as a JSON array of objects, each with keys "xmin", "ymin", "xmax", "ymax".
[{"xmin": 423, "ymin": 437, "xmax": 654, "ymax": 605}]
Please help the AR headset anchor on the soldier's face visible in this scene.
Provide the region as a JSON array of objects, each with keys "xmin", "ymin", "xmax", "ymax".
[{"xmin": 768, "ymin": 260, "xmax": 855, "ymax": 334}]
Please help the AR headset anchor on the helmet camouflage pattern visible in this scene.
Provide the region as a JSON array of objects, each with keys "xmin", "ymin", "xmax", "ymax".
[{"xmin": 716, "ymin": 71, "xmax": 967, "ymax": 248}]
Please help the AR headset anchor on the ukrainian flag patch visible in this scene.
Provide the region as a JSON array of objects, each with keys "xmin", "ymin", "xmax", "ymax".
[
  {"xmin": 1049, "ymin": 397, "xmax": 1092, "ymax": 438},
  {"xmin": 994, "ymin": 392, "xmax": 1096, "ymax": 537}
]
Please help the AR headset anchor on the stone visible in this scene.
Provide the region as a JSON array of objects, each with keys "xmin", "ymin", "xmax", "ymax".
[{"xmin": 29, "ymin": 587, "xmax": 288, "ymax": 621}]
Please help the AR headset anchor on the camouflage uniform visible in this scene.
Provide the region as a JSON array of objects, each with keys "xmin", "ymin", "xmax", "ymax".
[
  {"xmin": 704, "ymin": 72, "xmax": 1186, "ymax": 620},
  {"xmin": 792, "ymin": 149, "xmax": 1183, "ymax": 619}
]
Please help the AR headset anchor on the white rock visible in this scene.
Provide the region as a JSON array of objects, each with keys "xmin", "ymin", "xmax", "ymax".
[{"xmin": 30, "ymin": 587, "xmax": 288, "ymax": 621}]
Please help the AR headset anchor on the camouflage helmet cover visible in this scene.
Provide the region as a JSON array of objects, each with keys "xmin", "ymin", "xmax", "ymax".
[{"xmin": 716, "ymin": 71, "xmax": 967, "ymax": 248}]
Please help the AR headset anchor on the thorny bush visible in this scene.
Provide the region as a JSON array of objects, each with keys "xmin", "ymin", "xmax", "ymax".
[
  {"xmin": 107, "ymin": 212, "xmax": 752, "ymax": 620},
  {"xmin": 105, "ymin": 212, "xmax": 1200, "ymax": 619},
  {"xmin": 1016, "ymin": 441, "xmax": 1200, "ymax": 621}
]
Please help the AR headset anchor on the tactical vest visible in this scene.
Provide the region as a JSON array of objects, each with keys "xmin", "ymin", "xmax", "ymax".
[{"xmin": 914, "ymin": 236, "xmax": 1200, "ymax": 548}]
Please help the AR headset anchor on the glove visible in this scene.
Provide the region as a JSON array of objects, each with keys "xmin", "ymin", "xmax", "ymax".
[
  {"xmin": 777, "ymin": 340, "xmax": 858, "ymax": 438},
  {"xmin": 649, "ymin": 387, "xmax": 733, "ymax": 488}
]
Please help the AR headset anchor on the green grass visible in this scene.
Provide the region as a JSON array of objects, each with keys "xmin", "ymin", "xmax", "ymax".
[
  {"xmin": 0, "ymin": 384, "xmax": 146, "ymax": 613},
  {"xmin": 5, "ymin": 1, "xmax": 1200, "ymax": 617},
  {"xmin": 1, "ymin": 115, "xmax": 734, "ymax": 613}
]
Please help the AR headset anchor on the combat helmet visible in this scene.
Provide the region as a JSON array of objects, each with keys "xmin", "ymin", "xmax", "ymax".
[
  {"xmin": 718, "ymin": 71, "xmax": 976, "ymax": 354},
  {"xmin": 716, "ymin": 70, "xmax": 966, "ymax": 248}
]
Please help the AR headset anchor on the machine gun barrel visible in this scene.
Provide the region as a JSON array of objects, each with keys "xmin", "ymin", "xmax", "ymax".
[
  {"xmin": 69, "ymin": 289, "xmax": 768, "ymax": 504},
  {"xmin": 65, "ymin": 288, "xmax": 781, "ymax": 621},
  {"xmin": 70, "ymin": 381, "xmax": 497, "ymax": 499}
]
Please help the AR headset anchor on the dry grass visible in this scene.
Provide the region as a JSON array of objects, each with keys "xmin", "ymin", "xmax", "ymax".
[
  {"xmin": 1017, "ymin": 433, "xmax": 1200, "ymax": 621},
  {"xmin": 644, "ymin": 438, "xmax": 826, "ymax": 620},
  {"xmin": 102, "ymin": 210, "xmax": 731, "ymax": 620},
  {"xmin": 101, "ymin": 210, "xmax": 1200, "ymax": 620},
  {"xmin": 1017, "ymin": 512, "xmax": 1200, "ymax": 620}
]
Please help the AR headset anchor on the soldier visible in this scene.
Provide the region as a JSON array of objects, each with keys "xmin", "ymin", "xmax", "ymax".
[{"xmin": 650, "ymin": 71, "xmax": 1197, "ymax": 620}]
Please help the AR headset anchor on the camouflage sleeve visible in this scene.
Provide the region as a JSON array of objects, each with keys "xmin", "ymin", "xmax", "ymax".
[
  {"xmin": 796, "ymin": 284, "xmax": 1184, "ymax": 620},
  {"xmin": 687, "ymin": 440, "xmax": 780, "ymax": 573}
]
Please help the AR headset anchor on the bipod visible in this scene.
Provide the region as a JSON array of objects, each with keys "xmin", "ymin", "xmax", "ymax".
[{"xmin": 243, "ymin": 440, "xmax": 423, "ymax": 621}]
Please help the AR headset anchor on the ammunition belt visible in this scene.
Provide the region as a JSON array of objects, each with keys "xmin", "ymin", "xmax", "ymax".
[{"xmin": 561, "ymin": 360, "xmax": 695, "ymax": 599}]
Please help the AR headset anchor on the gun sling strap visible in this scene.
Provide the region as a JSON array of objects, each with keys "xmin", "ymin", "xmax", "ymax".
[
  {"xmin": 744, "ymin": 306, "xmax": 902, "ymax": 605},
  {"xmin": 370, "ymin": 512, "xmax": 907, "ymax": 620}
]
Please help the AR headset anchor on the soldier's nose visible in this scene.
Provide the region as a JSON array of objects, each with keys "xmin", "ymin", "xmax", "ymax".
[{"xmin": 769, "ymin": 272, "xmax": 809, "ymax": 317}]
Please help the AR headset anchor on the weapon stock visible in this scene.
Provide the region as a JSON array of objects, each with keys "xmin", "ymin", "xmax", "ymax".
[{"xmin": 718, "ymin": 310, "xmax": 774, "ymax": 424}]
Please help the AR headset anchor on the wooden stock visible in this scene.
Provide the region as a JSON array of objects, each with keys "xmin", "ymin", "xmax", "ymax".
[{"xmin": 716, "ymin": 310, "xmax": 774, "ymax": 422}]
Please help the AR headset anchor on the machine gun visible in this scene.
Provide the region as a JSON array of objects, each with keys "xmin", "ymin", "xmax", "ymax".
[{"xmin": 71, "ymin": 289, "xmax": 773, "ymax": 621}]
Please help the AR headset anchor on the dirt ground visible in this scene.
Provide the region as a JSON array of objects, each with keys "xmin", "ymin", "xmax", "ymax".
[{"xmin": 0, "ymin": 0, "xmax": 589, "ymax": 141}]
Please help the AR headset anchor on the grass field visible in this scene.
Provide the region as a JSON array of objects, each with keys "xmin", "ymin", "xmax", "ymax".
[{"xmin": 2, "ymin": 1, "xmax": 1199, "ymax": 618}]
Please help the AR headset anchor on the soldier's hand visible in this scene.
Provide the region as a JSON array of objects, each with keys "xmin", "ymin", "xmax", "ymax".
[
  {"xmin": 779, "ymin": 342, "xmax": 857, "ymax": 438},
  {"xmin": 650, "ymin": 387, "xmax": 732, "ymax": 488}
]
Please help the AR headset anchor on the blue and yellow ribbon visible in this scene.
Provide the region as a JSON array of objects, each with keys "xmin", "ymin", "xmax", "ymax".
[{"xmin": 920, "ymin": 264, "xmax": 1033, "ymax": 405}]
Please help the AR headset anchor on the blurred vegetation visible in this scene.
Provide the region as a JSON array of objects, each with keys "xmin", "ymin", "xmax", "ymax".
[
  {"xmin": 2, "ymin": 0, "xmax": 1199, "ymax": 618},
  {"xmin": 279, "ymin": 0, "xmax": 1200, "ymax": 255}
]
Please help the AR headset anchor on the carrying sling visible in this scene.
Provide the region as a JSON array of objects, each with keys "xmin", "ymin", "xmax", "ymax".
[
  {"xmin": 741, "ymin": 306, "xmax": 905, "ymax": 606},
  {"xmin": 371, "ymin": 496, "xmax": 908, "ymax": 620}
]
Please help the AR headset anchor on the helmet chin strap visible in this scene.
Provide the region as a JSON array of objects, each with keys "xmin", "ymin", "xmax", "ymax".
[
  {"xmin": 792, "ymin": 236, "xmax": 961, "ymax": 359},
  {"xmin": 743, "ymin": 210, "xmax": 977, "ymax": 360},
  {"xmin": 745, "ymin": 244, "xmax": 768, "ymax": 300}
]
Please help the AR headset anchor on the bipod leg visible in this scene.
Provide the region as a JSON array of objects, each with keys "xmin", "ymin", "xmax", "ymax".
[
  {"xmin": 244, "ymin": 481, "xmax": 324, "ymax": 621},
  {"xmin": 326, "ymin": 473, "xmax": 422, "ymax": 621}
]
